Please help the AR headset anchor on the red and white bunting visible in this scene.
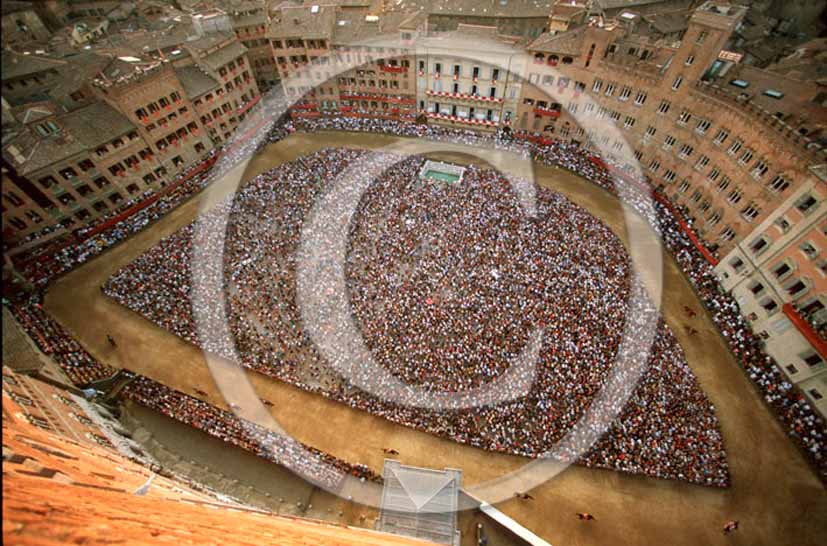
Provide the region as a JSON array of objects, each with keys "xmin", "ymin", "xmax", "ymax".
[
  {"xmin": 426, "ymin": 112, "xmax": 498, "ymax": 127},
  {"xmin": 425, "ymin": 90, "xmax": 504, "ymax": 104}
]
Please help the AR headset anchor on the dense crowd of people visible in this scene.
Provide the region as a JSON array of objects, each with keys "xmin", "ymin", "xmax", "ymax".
[
  {"xmin": 5, "ymin": 298, "xmax": 380, "ymax": 488},
  {"xmin": 295, "ymin": 116, "xmax": 825, "ymax": 484},
  {"xmin": 126, "ymin": 375, "xmax": 379, "ymax": 487},
  {"xmin": 103, "ymin": 146, "xmax": 730, "ymax": 486},
  {"xmin": 9, "ymin": 299, "xmax": 113, "ymax": 386},
  {"xmin": 4, "ymin": 112, "xmax": 825, "ymax": 486}
]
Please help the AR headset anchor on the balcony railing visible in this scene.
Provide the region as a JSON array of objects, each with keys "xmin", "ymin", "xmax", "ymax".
[
  {"xmin": 426, "ymin": 112, "xmax": 498, "ymax": 127},
  {"xmin": 236, "ymin": 95, "xmax": 261, "ymax": 115},
  {"xmin": 533, "ymin": 107, "xmax": 561, "ymax": 118},
  {"xmin": 783, "ymin": 303, "xmax": 827, "ymax": 359},
  {"xmin": 339, "ymin": 94, "xmax": 415, "ymax": 105},
  {"xmin": 380, "ymin": 65, "xmax": 406, "ymax": 74},
  {"xmin": 425, "ymin": 90, "xmax": 504, "ymax": 104}
]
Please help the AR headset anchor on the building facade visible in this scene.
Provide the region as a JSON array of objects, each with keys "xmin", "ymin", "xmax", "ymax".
[
  {"xmin": 715, "ymin": 171, "xmax": 827, "ymax": 415},
  {"xmin": 517, "ymin": 3, "xmax": 826, "ymax": 257},
  {"xmin": 2, "ymin": 33, "xmax": 260, "ymax": 240},
  {"xmin": 1, "ymin": 4, "xmax": 52, "ymax": 48},
  {"xmin": 2, "ymin": 3, "xmax": 826, "ymax": 397},
  {"xmin": 416, "ymin": 27, "xmax": 525, "ymax": 132}
]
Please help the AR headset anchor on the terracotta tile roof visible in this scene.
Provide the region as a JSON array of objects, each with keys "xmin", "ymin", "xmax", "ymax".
[
  {"xmin": 332, "ymin": 10, "xmax": 413, "ymax": 45},
  {"xmin": 0, "ymin": 0, "xmax": 35, "ymax": 16},
  {"xmin": 227, "ymin": 0, "xmax": 268, "ymax": 12},
  {"xmin": 423, "ymin": 0, "xmax": 553, "ymax": 18},
  {"xmin": 175, "ymin": 66, "xmax": 221, "ymax": 99},
  {"xmin": 3, "ymin": 126, "xmax": 86, "ymax": 176},
  {"xmin": 1, "ymin": 51, "xmax": 66, "ymax": 81},
  {"xmin": 528, "ymin": 28, "xmax": 587, "ymax": 56},
  {"xmin": 232, "ymin": 12, "xmax": 267, "ymax": 27},
  {"xmin": 1, "ymin": 395, "xmax": 437, "ymax": 546},
  {"xmin": 195, "ymin": 40, "xmax": 249, "ymax": 71},
  {"xmin": 59, "ymin": 102, "xmax": 136, "ymax": 149},
  {"xmin": 48, "ymin": 52, "xmax": 111, "ymax": 103},
  {"xmin": 2, "ymin": 101, "xmax": 135, "ymax": 175},
  {"xmin": 268, "ymin": 5, "xmax": 337, "ymax": 40},
  {"xmin": 599, "ymin": 0, "xmax": 669, "ymax": 9},
  {"xmin": 642, "ymin": 12, "xmax": 689, "ymax": 35},
  {"xmin": 184, "ymin": 31, "xmax": 237, "ymax": 52}
]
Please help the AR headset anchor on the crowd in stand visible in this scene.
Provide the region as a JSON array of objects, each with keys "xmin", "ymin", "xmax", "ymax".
[
  {"xmin": 4, "ymin": 113, "xmax": 825, "ymax": 485},
  {"xmin": 126, "ymin": 375, "xmax": 377, "ymax": 487},
  {"xmin": 5, "ymin": 298, "xmax": 380, "ymax": 488},
  {"xmin": 9, "ymin": 299, "xmax": 112, "ymax": 386},
  {"xmin": 7, "ymin": 112, "xmax": 296, "ymax": 289},
  {"xmin": 103, "ymin": 146, "xmax": 730, "ymax": 486},
  {"xmin": 9, "ymin": 157, "xmax": 217, "ymax": 287}
]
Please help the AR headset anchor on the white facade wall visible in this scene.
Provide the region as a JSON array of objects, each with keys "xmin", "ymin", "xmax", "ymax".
[
  {"xmin": 414, "ymin": 36, "xmax": 524, "ymax": 128},
  {"xmin": 715, "ymin": 178, "xmax": 827, "ymax": 416}
]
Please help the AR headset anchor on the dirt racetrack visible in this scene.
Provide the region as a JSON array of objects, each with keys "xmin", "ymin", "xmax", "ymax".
[{"xmin": 45, "ymin": 131, "xmax": 827, "ymax": 546}]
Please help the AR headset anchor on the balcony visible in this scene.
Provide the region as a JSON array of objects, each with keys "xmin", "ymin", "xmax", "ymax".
[
  {"xmin": 332, "ymin": 109, "xmax": 414, "ymax": 122},
  {"xmin": 380, "ymin": 65, "xmax": 406, "ymax": 74},
  {"xmin": 340, "ymin": 94, "xmax": 414, "ymax": 105},
  {"xmin": 533, "ymin": 107, "xmax": 561, "ymax": 118},
  {"xmin": 426, "ymin": 112, "xmax": 498, "ymax": 127},
  {"xmin": 783, "ymin": 303, "xmax": 827, "ymax": 359}
]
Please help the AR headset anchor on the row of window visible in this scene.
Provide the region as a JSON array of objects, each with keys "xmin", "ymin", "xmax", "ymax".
[
  {"xmin": 216, "ymin": 56, "xmax": 245, "ymax": 79},
  {"xmin": 2, "ymin": 68, "xmax": 58, "ymax": 91},
  {"xmin": 5, "ymin": 161, "xmax": 182, "ymax": 232},
  {"xmin": 422, "ymin": 62, "xmax": 501, "ymax": 82},
  {"xmin": 593, "ymin": 79, "xmax": 649, "ymax": 106},
  {"xmin": 134, "ymin": 92, "xmax": 183, "ymax": 120},
  {"xmin": 272, "ymin": 38, "xmax": 327, "ymax": 50},
  {"xmin": 582, "ymin": 78, "xmax": 784, "ymax": 224},
  {"xmin": 7, "ymin": 125, "xmax": 240, "ymax": 239},
  {"xmin": 731, "ymin": 249, "xmax": 826, "ymax": 283},
  {"xmin": 338, "ymin": 77, "xmax": 406, "ymax": 90}
]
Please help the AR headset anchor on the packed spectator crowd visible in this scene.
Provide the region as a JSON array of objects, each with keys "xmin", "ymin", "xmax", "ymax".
[
  {"xmin": 295, "ymin": 117, "xmax": 825, "ymax": 484},
  {"xmin": 102, "ymin": 146, "xmax": 730, "ymax": 486},
  {"xmin": 316, "ymin": 119, "xmax": 826, "ymax": 482},
  {"xmin": 3, "ymin": 112, "xmax": 825, "ymax": 485}
]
